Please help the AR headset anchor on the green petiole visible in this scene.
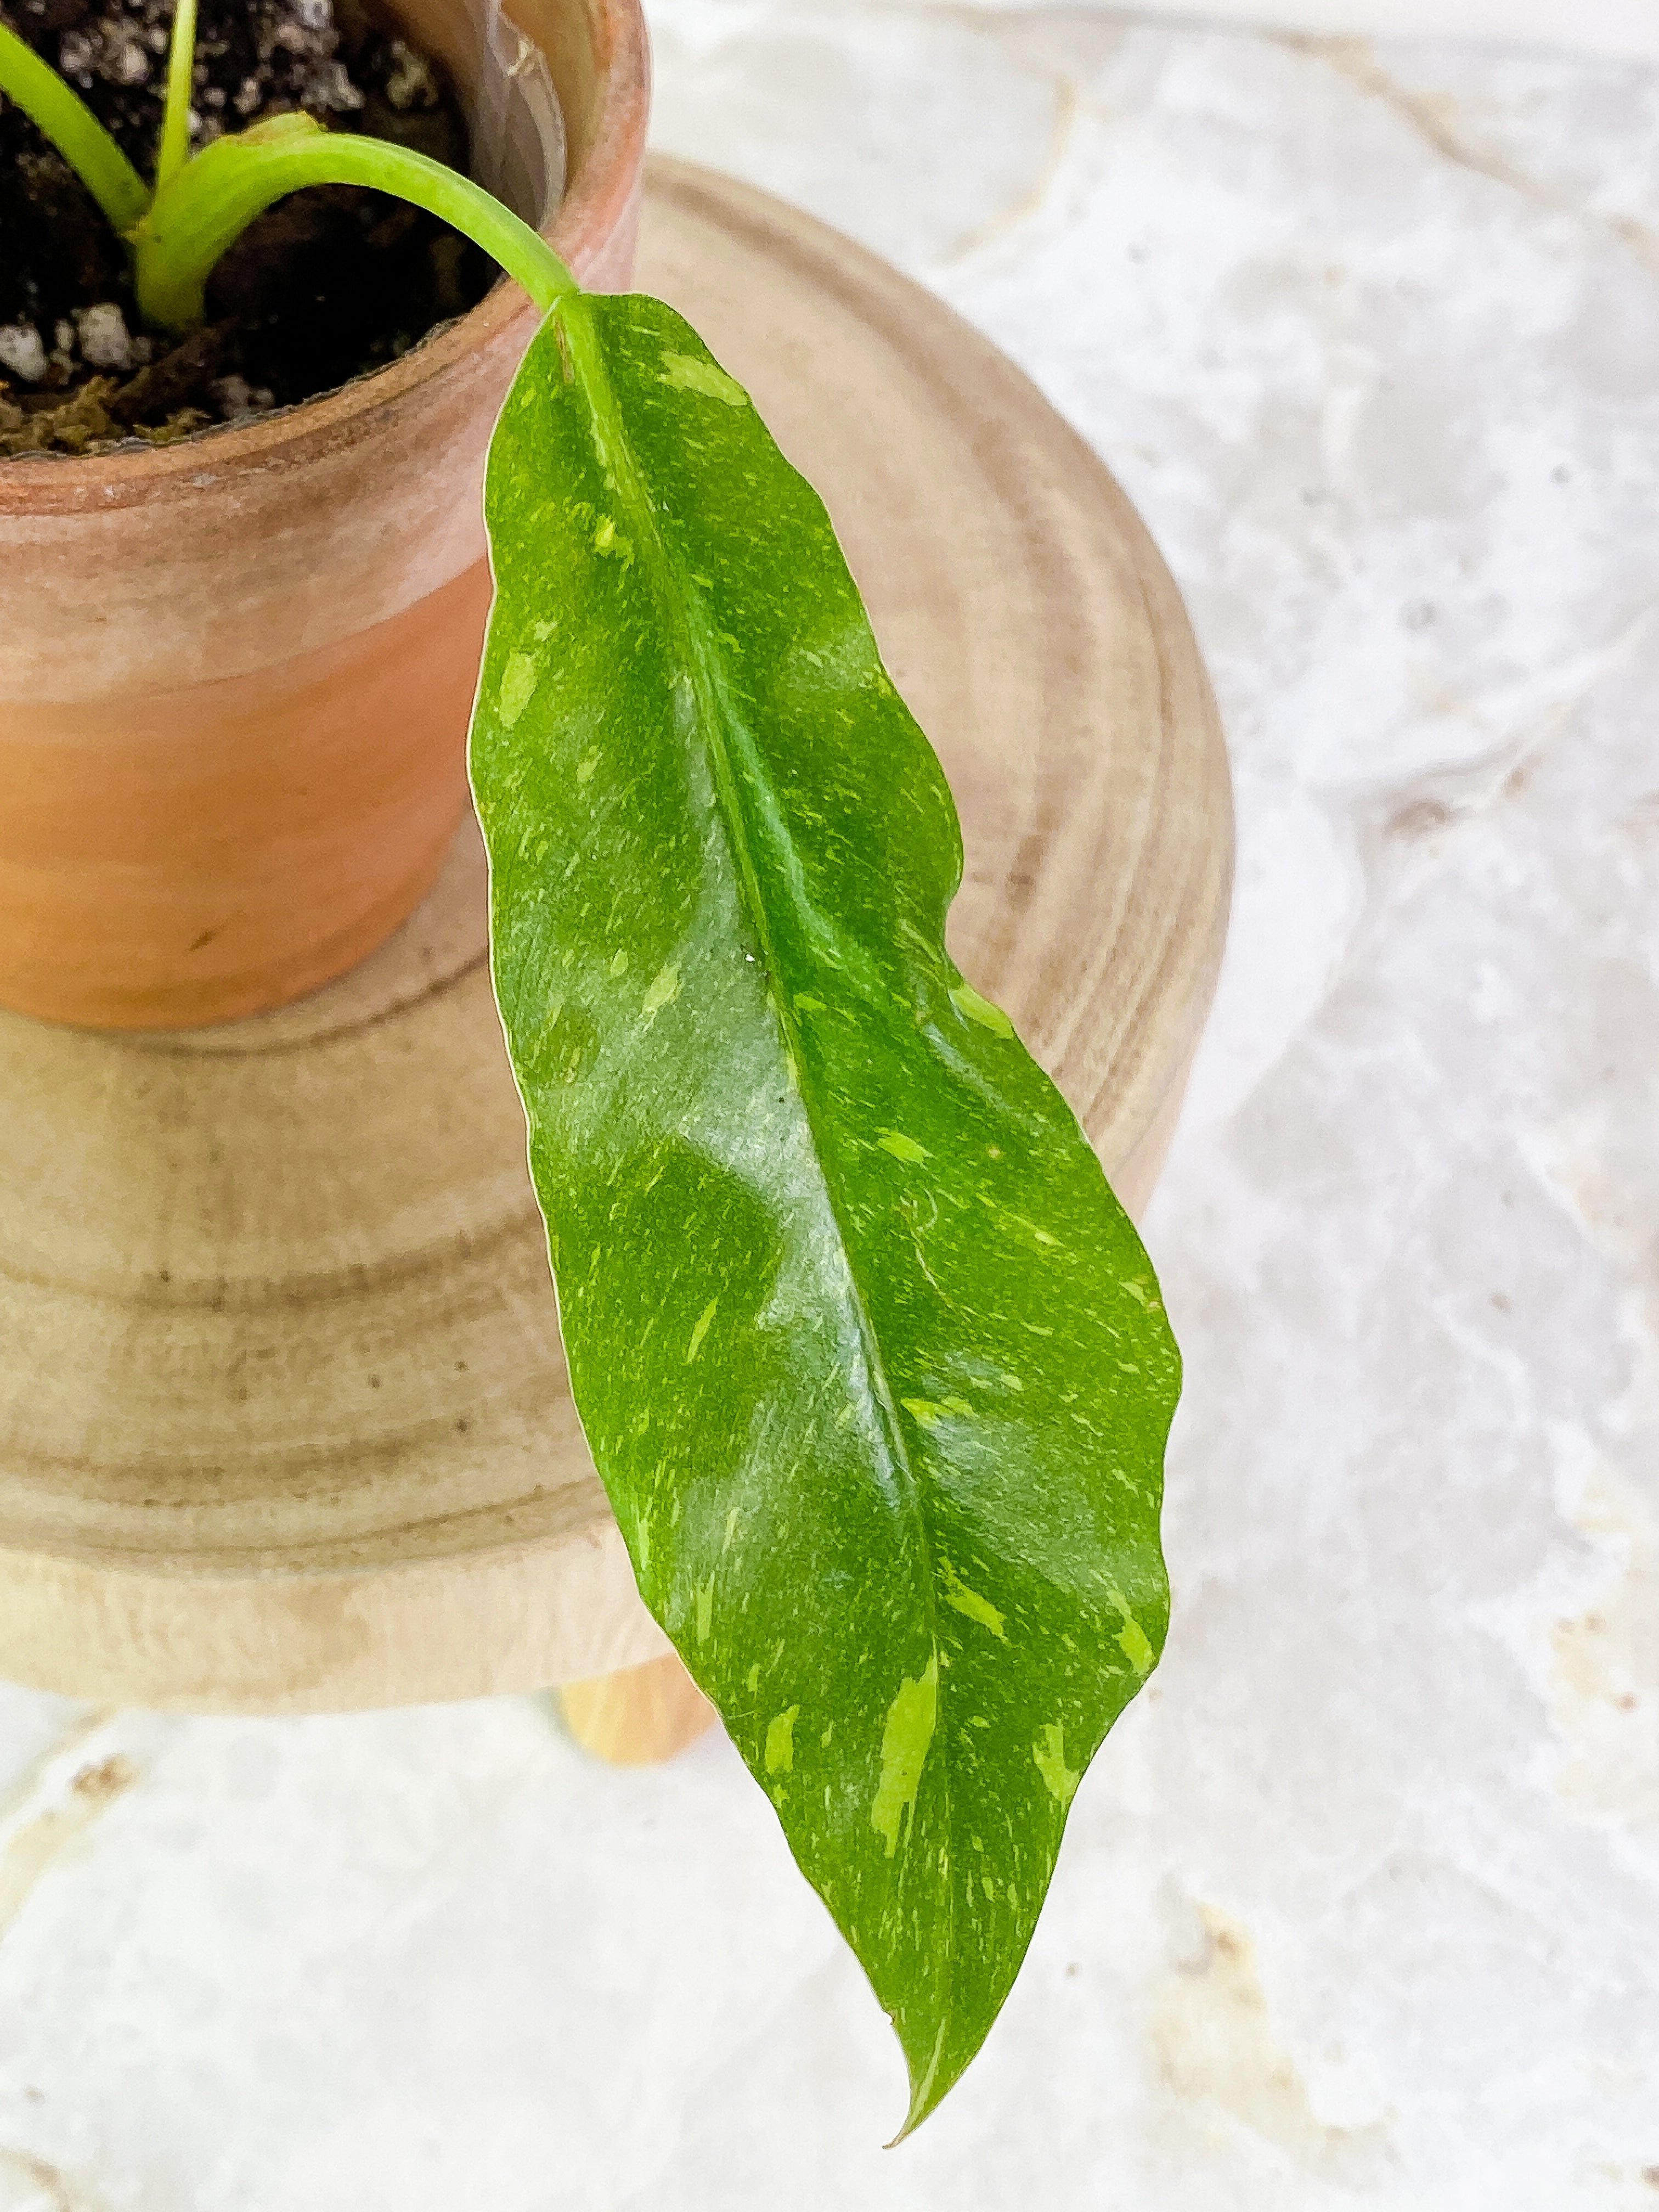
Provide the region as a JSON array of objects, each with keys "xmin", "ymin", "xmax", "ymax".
[
  {"xmin": 131, "ymin": 112, "xmax": 575, "ymax": 331},
  {"xmin": 0, "ymin": 14, "xmax": 149, "ymax": 234},
  {"xmin": 155, "ymin": 0, "xmax": 197, "ymax": 193}
]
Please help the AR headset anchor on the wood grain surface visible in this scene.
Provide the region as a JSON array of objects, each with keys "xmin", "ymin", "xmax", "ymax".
[{"xmin": 0, "ymin": 158, "xmax": 1233, "ymax": 1713}]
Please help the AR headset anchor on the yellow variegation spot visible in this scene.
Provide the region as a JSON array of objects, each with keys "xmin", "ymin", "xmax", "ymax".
[
  {"xmin": 1032, "ymin": 1721, "xmax": 1080, "ymax": 1806},
  {"xmin": 695, "ymin": 1577, "xmax": 715, "ymax": 1644},
  {"xmin": 1106, "ymin": 1583, "xmax": 1156, "ymax": 1674},
  {"xmin": 940, "ymin": 1559, "xmax": 1006, "ymax": 1641},
  {"xmin": 641, "ymin": 963, "xmax": 681, "ymax": 1025},
  {"xmin": 661, "ymin": 349, "xmax": 749, "ymax": 407},
  {"xmin": 901, "ymin": 1396, "xmax": 974, "ymax": 1429},
  {"xmin": 950, "ymin": 978, "xmax": 1013, "ymax": 1037},
  {"xmin": 498, "ymin": 650, "xmax": 540, "ymax": 729},
  {"xmin": 687, "ymin": 1296, "xmax": 718, "ymax": 1363},
  {"xmin": 877, "ymin": 1131, "xmax": 929, "ymax": 1164},
  {"xmin": 871, "ymin": 1655, "xmax": 938, "ymax": 1857},
  {"xmin": 765, "ymin": 1706, "xmax": 799, "ymax": 1775}
]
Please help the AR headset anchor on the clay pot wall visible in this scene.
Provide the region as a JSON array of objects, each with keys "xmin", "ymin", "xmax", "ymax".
[{"xmin": 0, "ymin": 0, "xmax": 649, "ymax": 1028}]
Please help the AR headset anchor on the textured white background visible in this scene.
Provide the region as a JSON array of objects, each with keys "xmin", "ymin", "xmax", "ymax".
[
  {"xmin": 901, "ymin": 0, "xmax": 1659, "ymax": 65},
  {"xmin": 3, "ymin": 5, "xmax": 1659, "ymax": 2207}
]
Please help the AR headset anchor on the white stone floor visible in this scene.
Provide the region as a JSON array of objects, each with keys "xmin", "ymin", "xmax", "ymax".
[{"xmin": 3, "ymin": 5, "xmax": 1658, "ymax": 2207}]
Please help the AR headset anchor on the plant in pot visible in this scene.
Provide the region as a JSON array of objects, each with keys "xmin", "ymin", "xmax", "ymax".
[{"xmin": 0, "ymin": 0, "xmax": 1180, "ymax": 2135}]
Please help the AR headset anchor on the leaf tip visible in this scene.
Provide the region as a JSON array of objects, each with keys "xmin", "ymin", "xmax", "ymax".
[{"xmin": 885, "ymin": 2019, "xmax": 954, "ymax": 2146}]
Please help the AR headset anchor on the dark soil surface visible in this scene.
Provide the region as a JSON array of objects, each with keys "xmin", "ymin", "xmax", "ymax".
[{"xmin": 0, "ymin": 0, "xmax": 495, "ymax": 456}]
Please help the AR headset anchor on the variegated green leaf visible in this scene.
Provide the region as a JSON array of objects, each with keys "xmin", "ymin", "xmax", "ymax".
[{"xmin": 471, "ymin": 294, "xmax": 1178, "ymax": 2130}]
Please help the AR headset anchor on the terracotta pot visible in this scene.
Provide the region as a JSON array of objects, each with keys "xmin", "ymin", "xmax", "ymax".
[{"xmin": 0, "ymin": 0, "xmax": 649, "ymax": 1029}]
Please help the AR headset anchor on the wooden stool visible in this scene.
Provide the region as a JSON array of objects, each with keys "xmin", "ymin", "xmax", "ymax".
[{"xmin": 0, "ymin": 160, "xmax": 1232, "ymax": 1760}]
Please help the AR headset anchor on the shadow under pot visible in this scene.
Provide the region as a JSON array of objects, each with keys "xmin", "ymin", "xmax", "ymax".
[{"xmin": 0, "ymin": 0, "xmax": 649, "ymax": 1031}]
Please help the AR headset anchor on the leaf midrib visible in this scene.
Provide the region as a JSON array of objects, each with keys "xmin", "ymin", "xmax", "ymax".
[{"xmin": 560, "ymin": 299, "xmax": 955, "ymax": 1991}]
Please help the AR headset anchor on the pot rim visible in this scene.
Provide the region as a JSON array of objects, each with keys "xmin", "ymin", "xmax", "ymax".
[{"xmin": 0, "ymin": 0, "xmax": 650, "ymax": 517}]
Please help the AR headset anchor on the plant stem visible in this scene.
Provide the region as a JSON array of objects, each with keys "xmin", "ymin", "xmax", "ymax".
[
  {"xmin": 133, "ymin": 115, "xmax": 578, "ymax": 332},
  {"xmin": 0, "ymin": 15, "xmax": 150, "ymax": 234},
  {"xmin": 155, "ymin": 0, "xmax": 197, "ymax": 192}
]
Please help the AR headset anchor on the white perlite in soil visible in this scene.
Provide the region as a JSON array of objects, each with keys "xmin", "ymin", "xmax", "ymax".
[{"xmin": 0, "ymin": 324, "xmax": 48, "ymax": 383}]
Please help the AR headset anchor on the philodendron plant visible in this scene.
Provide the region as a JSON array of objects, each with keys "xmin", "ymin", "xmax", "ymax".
[{"xmin": 1, "ymin": 1, "xmax": 1180, "ymax": 2135}]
